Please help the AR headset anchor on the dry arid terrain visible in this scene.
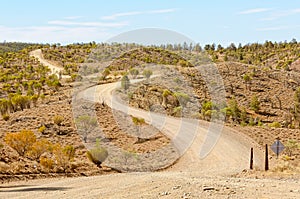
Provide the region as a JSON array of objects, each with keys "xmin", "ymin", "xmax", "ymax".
[{"xmin": 0, "ymin": 42, "xmax": 300, "ymax": 198}]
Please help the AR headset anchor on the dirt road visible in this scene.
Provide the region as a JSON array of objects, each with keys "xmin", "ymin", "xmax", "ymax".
[
  {"xmin": 2, "ymin": 51, "xmax": 298, "ymax": 198},
  {"xmin": 30, "ymin": 49, "xmax": 70, "ymax": 78}
]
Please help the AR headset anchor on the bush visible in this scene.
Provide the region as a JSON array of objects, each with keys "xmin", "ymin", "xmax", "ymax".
[
  {"xmin": 250, "ymin": 95, "xmax": 260, "ymax": 113},
  {"xmin": 40, "ymin": 157, "xmax": 54, "ymax": 172},
  {"xmin": 38, "ymin": 125, "xmax": 46, "ymax": 134},
  {"xmin": 27, "ymin": 139, "xmax": 52, "ymax": 160},
  {"xmin": 173, "ymin": 106, "xmax": 182, "ymax": 117},
  {"xmin": 129, "ymin": 68, "xmax": 139, "ymax": 79},
  {"xmin": 63, "ymin": 145, "xmax": 76, "ymax": 161},
  {"xmin": 131, "ymin": 116, "xmax": 145, "ymax": 126},
  {"xmin": 87, "ymin": 139, "xmax": 108, "ymax": 166},
  {"xmin": 173, "ymin": 92, "xmax": 190, "ymax": 107},
  {"xmin": 121, "ymin": 75, "xmax": 130, "ymax": 91},
  {"xmin": 53, "ymin": 115, "xmax": 64, "ymax": 126},
  {"xmin": 2, "ymin": 114, "xmax": 10, "ymax": 121},
  {"xmin": 142, "ymin": 69, "xmax": 153, "ymax": 79},
  {"xmin": 52, "ymin": 144, "xmax": 74, "ymax": 171},
  {"xmin": 4, "ymin": 130, "xmax": 36, "ymax": 156},
  {"xmin": 268, "ymin": 121, "xmax": 281, "ymax": 128},
  {"xmin": 285, "ymin": 140, "xmax": 300, "ymax": 156}
]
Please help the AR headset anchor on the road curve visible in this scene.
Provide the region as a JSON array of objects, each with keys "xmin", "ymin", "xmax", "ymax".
[
  {"xmin": 2, "ymin": 51, "xmax": 269, "ymax": 199},
  {"xmin": 30, "ymin": 49, "xmax": 70, "ymax": 78},
  {"xmin": 79, "ymin": 79, "xmax": 264, "ymax": 174}
]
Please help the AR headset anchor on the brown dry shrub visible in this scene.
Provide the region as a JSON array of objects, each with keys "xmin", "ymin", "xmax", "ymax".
[
  {"xmin": 4, "ymin": 130, "xmax": 36, "ymax": 156},
  {"xmin": 27, "ymin": 139, "xmax": 52, "ymax": 161},
  {"xmin": 40, "ymin": 157, "xmax": 54, "ymax": 172}
]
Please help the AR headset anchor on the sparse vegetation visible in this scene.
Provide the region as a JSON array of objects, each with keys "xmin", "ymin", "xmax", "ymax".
[
  {"xmin": 86, "ymin": 139, "xmax": 108, "ymax": 167},
  {"xmin": 1, "ymin": 40, "xmax": 300, "ymax": 179}
]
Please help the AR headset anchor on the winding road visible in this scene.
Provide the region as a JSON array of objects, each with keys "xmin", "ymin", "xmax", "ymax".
[{"xmin": 1, "ymin": 50, "xmax": 285, "ymax": 199}]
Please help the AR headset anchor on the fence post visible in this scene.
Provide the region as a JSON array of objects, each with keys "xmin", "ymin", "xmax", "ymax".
[
  {"xmin": 250, "ymin": 147, "xmax": 253, "ymax": 170},
  {"xmin": 265, "ymin": 144, "xmax": 269, "ymax": 171}
]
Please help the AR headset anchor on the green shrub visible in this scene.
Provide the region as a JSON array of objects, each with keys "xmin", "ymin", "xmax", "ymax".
[
  {"xmin": 63, "ymin": 145, "xmax": 76, "ymax": 161},
  {"xmin": 285, "ymin": 140, "xmax": 300, "ymax": 156},
  {"xmin": 173, "ymin": 92, "xmax": 190, "ymax": 107},
  {"xmin": 250, "ymin": 95, "xmax": 260, "ymax": 113},
  {"xmin": 268, "ymin": 121, "xmax": 281, "ymax": 128},
  {"xmin": 142, "ymin": 69, "xmax": 153, "ymax": 79},
  {"xmin": 87, "ymin": 139, "xmax": 108, "ymax": 166},
  {"xmin": 173, "ymin": 106, "xmax": 182, "ymax": 117},
  {"xmin": 2, "ymin": 114, "xmax": 10, "ymax": 121}
]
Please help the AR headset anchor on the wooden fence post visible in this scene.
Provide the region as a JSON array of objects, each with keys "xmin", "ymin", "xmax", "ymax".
[
  {"xmin": 250, "ymin": 147, "xmax": 253, "ymax": 170},
  {"xmin": 265, "ymin": 144, "xmax": 269, "ymax": 171}
]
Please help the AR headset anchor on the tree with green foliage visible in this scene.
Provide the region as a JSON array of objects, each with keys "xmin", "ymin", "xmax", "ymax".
[
  {"xmin": 227, "ymin": 97, "xmax": 240, "ymax": 122},
  {"xmin": 143, "ymin": 69, "xmax": 153, "ymax": 80},
  {"xmin": 121, "ymin": 75, "xmax": 130, "ymax": 92},
  {"xmin": 293, "ymin": 87, "xmax": 300, "ymax": 127},
  {"xmin": 285, "ymin": 140, "xmax": 300, "ymax": 156},
  {"xmin": 129, "ymin": 68, "xmax": 139, "ymax": 79},
  {"xmin": 250, "ymin": 95, "xmax": 260, "ymax": 113},
  {"xmin": 243, "ymin": 74, "xmax": 252, "ymax": 90},
  {"xmin": 162, "ymin": 89, "xmax": 172, "ymax": 108},
  {"xmin": 102, "ymin": 68, "xmax": 110, "ymax": 80},
  {"xmin": 131, "ymin": 116, "xmax": 146, "ymax": 143},
  {"xmin": 75, "ymin": 115, "xmax": 98, "ymax": 143}
]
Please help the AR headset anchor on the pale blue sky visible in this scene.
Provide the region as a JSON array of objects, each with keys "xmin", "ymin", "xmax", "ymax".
[{"xmin": 0, "ymin": 0, "xmax": 299, "ymax": 46}]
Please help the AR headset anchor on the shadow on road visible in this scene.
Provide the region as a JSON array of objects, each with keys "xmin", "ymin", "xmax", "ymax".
[{"xmin": 0, "ymin": 186, "xmax": 71, "ymax": 192}]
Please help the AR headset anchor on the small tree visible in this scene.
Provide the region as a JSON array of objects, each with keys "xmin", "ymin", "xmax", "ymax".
[
  {"xmin": 173, "ymin": 92, "xmax": 190, "ymax": 108},
  {"xmin": 129, "ymin": 68, "xmax": 139, "ymax": 79},
  {"xmin": 227, "ymin": 97, "xmax": 240, "ymax": 122},
  {"xmin": 293, "ymin": 87, "xmax": 300, "ymax": 127},
  {"xmin": 121, "ymin": 75, "xmax": 130, "ymax": 92},
  {"xmin": 75, "ymin": 115, "xmax": 97, "ymax": 143},
  {"xmin": 162, "ymin": 89, "xmax": 172, "ymax": 108},
  {"xmin": 250, "ymin": 95, "xmax": 260, "ymax": 113},
  {"xmin": 131, "ymin": 116, "xmax": 145, "ymax": 142},
  {"xmin": 102, "ymin": 68, "xmax": 110, "ymax": 80},
  {"xmin": 243, "ymin": 74, "xmax": 252, "ymax": 90},
  {"xmin": 285, "ymin": 140, "xmax": 300, "ymax": 156},
  {"xmin": 143, "ymin": 69, "xmax": 153, "ymax": 80}
]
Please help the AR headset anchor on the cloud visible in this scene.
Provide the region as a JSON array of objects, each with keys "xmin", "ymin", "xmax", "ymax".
[
  {"xmin": 102, "ymin": 8, "xmax": 176, "ymax": 20},
  {"xmin": 256, "ymin": 25, "xmax": 300, "ymax": 31},
  {"xmin": 0, "ymin": 25, "xmax": 113, "ymax": 44},
  {"xmin": 64, "ymin": 16, "xmax": 83, "ymax": 20},
  {"xmin": 147, "ymin": 8, "xmax": 177, "ymax": 14},
  {"xmin": 260, "ymin": 8, "xmax": 300, "ymax": 21},
  {"xmin": 102, "ymin": 11, "xmax": 142, "ymax": 20},
  {"xmin": 238, "ymin": 8, "xmax": 272, "ymax": 15},
  {"xmin": 48, "ymin": 20, "xmax": 128, "ymax": 28}
]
